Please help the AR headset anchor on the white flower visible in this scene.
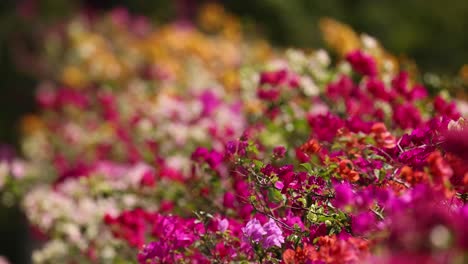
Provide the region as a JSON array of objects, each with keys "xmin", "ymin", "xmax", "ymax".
[
  {"xmin": 361, "ymin": 34, "xmax": 378, "ymax": 49},
  {"xmin": 300, "ymin": 76, "xmax": 319, "ymax": 96}
]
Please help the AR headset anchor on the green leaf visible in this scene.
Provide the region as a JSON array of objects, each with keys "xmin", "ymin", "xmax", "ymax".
[
  {"xmin": 268, "ymin": 188, "xmax": 284, "ymax": 203},
  {"xmin": 253, "ymin": 160, "xmax": 264, "ymax": 169},
  {"xmin": 300, "ymin": 162, "xmax": 313, "ymax": 173}
]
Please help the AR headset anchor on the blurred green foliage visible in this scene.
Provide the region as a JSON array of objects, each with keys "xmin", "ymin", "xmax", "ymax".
[{"xmin": 223, "ymin": 0, "xmax": 468, "ymax": 74}]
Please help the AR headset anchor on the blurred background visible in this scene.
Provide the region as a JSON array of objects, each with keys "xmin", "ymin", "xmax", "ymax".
[{"xmin": 0, "ymin": 0, "xmax": 467, "ymax": 263}]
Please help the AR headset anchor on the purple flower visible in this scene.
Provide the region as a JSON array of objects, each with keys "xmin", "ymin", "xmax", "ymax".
[
  {"xmin": 226, "ymin": 141, "xmax": 237, "ymax": 155},
  {"xmin": 242, "ymin": 218, "xmax": 285, "ymax": 248},
  {"xmin": 262, "ymin": 219, "xmax": 284, "ymax": 248},
  {"xmin": 242, "ymin": 218, "xmax": 266, "ymax": 243}
]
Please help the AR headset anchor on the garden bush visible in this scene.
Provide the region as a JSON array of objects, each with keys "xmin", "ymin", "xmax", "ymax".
[{"xmin": 1, "ymin": 4, "xmax": 467, "ymax": 264}]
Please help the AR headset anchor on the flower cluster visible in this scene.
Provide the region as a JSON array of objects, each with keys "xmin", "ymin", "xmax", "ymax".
[
  {"xmin": 3, "ymin": 5, "xmax": 468, "ymax": 264},
  {"xmin": 243, "ymin": 218, "xmax": 285, "ymax": 248},
  {"xmin": 12, "ymin": 4, "xmax": 273, "ymax": 263},
  {"xmin": 130, "ymin": 38, "xmax": 468, "ymax": 263}
]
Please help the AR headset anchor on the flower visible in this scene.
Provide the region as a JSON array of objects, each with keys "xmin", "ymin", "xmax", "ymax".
[
  {"xmin": 282, "ymin": 244, "xmax": 316, "ymax": 264},
  {"xmin": 262, "ymin": 219, "xmax": 284, "ymax": 248},
  {"xmin": 351, "ymin": 211, "xmax": 375, "ymax": 235},
  {"xmin": 333, "ymin": 183, "xmax": 354, "ymax": 209},
  {"xmin": 345, "ymin": 50, "xmax": 377, "ymax": 77},
  {"xmin": 393, "ymin": 103, "xmax": 423, "ymax": 129},
  {"xmin": 242, "ymin": 218, "xmax": 284, "ymax": 248},
  {"xmin": 218, "ymin": 218, "xmax": 229, "ymax": 232},
  {"xmin": 242, "ymin": 218, "xmax": 266, "ymax": 243}
]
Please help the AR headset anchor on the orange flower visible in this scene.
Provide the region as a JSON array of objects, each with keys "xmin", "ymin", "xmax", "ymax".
[
  {"xmin": 313, "ymin": 236, "xmax": 369, "ymax": 264},
  {"xmin": 371, "ymin": 123, "xmax": 396, "ymax": 149},
  {"xmin": 300, "ymin": 138, "xmax": 321, "ymax": 154},
  {"xmin": 338, "ymin": 160, "xmax": 360, "ymax": 182},
  {"xmin": 283, "ymin": 244, "xmax": 316, "ymax": 264},
  {"xmin": 427, "ymin": 151, "xmax": 453, "ymax": 183}
]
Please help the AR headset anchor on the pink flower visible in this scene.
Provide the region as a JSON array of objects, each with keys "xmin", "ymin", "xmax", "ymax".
[
  {"xmin": 139, "ymin": 170, "xmax": 156, "ymax": 187},
  {"xmin": 216, "ymin": 219, "xmax": 229, "ymax": 233},
  {"xmin": 274, "ymin": 181, "xmax": 285, "ymax": 190}
]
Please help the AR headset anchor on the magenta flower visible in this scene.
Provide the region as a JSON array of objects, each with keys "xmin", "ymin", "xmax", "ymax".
[
  {"xmin": 259, "ymin": 69, "xmax": 288, "ymax": 86},
  {"xmin": 393, "ymin": 103, "xmax": 423, "ymax": 129},
  {"xmin": 391, "ymin": 71, "xmax": 409, "ymax": 95},
  {"xmin": 326, "ymin": 74, "xmax": 354, "ymax": 100},
  {"xmin": 366, "ymin": 78, "xmax": 392, "ymax": 101},
  {"xmin": 191, "ymin": 147, "xmax": 224, "ymax": 169},
  {"xmin": 273, "ymin": 146, "xmax": 287, "ymax": 159},
  {"xmin": 442, "ymin": 127, "xmax": 468, "ymax": 160},
  {"xmin": 199, "ymin": 90, "xmax": 220, "ymax": 116},
  {"xmin": 333, "ymin": 182, "xmax": 354, "ymax": 209},
  {"xmin": 434, "ymin": 95, "xmax": 461, "ymax": 120},
  {"xmin": 345, "ymin": 50, "xmax": 378, "ymax": 77},
  {"xmin": 308, "ymin": 113, "xmax": 344, "ymax": 142},
  {"xmin": 351, "ymin": 211, "xmax": 375, "ymax": 235}
]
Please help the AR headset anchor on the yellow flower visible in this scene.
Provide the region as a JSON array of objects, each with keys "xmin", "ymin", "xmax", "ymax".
[{"xmin": 62, "ymin": 66, "xmax": 87, "ymax": 88}]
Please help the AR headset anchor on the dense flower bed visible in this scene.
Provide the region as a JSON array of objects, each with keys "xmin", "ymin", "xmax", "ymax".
[{"xmin": 1, "ymin": 5, "xmax": 467, "ymax": 264}]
